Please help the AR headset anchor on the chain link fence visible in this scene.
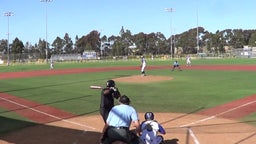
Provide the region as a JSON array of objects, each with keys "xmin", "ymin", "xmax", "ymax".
[
  {"xmin": 231, "ymin": 47, "xmax": 256, "ymax": 58},
  {"xmin": 1, "ymin": 49, "xmax": 256, "ymax": 65}
]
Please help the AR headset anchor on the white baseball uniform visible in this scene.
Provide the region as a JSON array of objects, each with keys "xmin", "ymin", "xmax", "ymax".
[
  {"xmin": 186, "ymin": 55, "xmax": 191, "ymax": 66},
  {"xmin": 141, "ymin": 57, "xmax": 146, "ymax": 75},
  {"xmin": 50, "ymin": 60, "xmax": 54, "ymax": 70}
]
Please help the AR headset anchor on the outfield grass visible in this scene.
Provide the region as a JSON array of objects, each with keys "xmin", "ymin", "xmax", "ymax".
[
  {"xmin": 0, "ymin": 57, "xmax": 255, "ymax": 72},
  {"xmin": 0, "ymin": 58, "xmax": 256, "ymax": 134}
]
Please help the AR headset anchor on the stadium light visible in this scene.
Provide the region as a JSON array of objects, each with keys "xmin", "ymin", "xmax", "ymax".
[
  {"xmin": 40, "ymin": 0, "xmax": 53, "ymax": 63},
  {"xmin": 165, "ymin": 8, "xmax": 175, "ymax": 59},
  {"xmin": 4, "ymin": 11, "xmax": 14, "ymax": 66},
  {"xmin": 196, "ymin": 0, "xmax": 199, "ymax": 54}
]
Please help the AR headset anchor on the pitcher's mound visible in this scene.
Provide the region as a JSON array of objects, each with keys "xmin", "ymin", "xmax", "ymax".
[{"xmin": 113, "ymin": 75, "xmax": 173, "ymax": 83}]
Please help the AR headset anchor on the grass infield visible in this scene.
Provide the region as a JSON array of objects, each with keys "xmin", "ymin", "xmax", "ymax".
[{"xmin": 0, "ymin": 58, "xmax": 256, "ymax": 134}]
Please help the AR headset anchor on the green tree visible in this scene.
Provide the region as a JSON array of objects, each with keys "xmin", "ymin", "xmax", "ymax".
[
  {"xmin": 108, "ymin": 35, "xmax": 121, "ymax": 56},
  {"xmin": 74, "ymin": 35, "xmax": 80, "ymax": 53},
  {"xmin": 0, "ymin": 39, "xmax": 7, "ymax": 54},
  {"xmin": 230, "ymin": 29, "xmax": 244, "ymax": 48},
  {"xmin": 155, "ymin": 32, "xmax": 167, "ymax": 54},
  {"xmin": 63, "ymin": 33, "xmax": 74, "ymax": 53},
  {"xmin": 37, "ymin": 38, "xmax": 47, "ymax": 59},
  {"xmin": 201, "ymin": 31, "xmax": 214, "ymax": 52},
  {"xmin": 12, "ymin": 37, "xmax": 24, "ymax": 61},
  {"xmin": 248, "ymin": 32, "xmax": 256, "ymax": 47},
  {"xmin": 118, "ymin": 27, "xmax": 133, "ymax": 56},
  {"xmin": 76, "ymin": 30, "xmax": 101, "ymax": 54},
  {"xmin": 52, "ymin": 36, "xmax": 65, "ymax": 54},
  {"xmin": 134, "ymin": 32, "xmax": 147, "ymax": 55}
]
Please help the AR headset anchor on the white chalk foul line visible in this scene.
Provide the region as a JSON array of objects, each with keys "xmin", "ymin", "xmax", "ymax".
[
  {"xmin": 188, "ymin": 128, "xmax": 200, "ymax": 144},
  {"xmin": 179, "ymin": 100, "xmax": 256, "ymax": 144},
  {"xmin": 0, "ymin": 96, "xmax": 96, "ymax": 130},
  {"xmin": 180, "ymin": 100, "xmax": 256, "ymax": 128}
]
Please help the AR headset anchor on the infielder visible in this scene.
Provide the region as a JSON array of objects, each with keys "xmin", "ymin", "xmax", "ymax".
[
  {"xmin": 141, "ymin": 56, "xmax": 146, "ymax": 76},
  {"xmin": 50, "ymin": 60, "xmax": 54, "ymax": 70},
  {"xmin": 171, "ymin": 60, "xmax": 182, "ymax": 71},
  {"xmin": 186, "ymin": 55, "xmax": 191, "ymax": 66},
  {"xmin": 140, "ymin": 112, "xmax": 166, "ymax": 144}
]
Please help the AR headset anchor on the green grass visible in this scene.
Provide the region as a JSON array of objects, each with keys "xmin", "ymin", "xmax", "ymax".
[
  {"xmin": 0, "ymin": 57, "xmax": 255, "ymax": 72},
  {"xmin": 0, "ymin": 58, "xmax": 256, "ymax": 134}
]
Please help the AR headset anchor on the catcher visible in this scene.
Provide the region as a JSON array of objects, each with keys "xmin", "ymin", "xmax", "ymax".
[{"xmin": 140, "ymin": 112, "xmax": 166, "ymax": 144}]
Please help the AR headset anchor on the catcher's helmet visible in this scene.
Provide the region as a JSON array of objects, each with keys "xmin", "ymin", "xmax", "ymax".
[
  {"xmin": 106, "ymin": 80, "xmax": 115, "ymax": 87},
  {"xmin": 144, "ymin": 112, "xmax": 154, "ymax": 120}
]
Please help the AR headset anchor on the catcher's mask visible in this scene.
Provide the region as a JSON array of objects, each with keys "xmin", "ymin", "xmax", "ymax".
[
  {"xmin": 106, "ymin": 80, "xmax": 115, "ymax": 87},
  {"xmin": 144, "ymin": 112, "xmax": 154, "ymax": 120}
]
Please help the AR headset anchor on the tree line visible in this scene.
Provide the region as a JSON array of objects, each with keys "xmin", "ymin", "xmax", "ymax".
[{"xmin": 1, "ymin": 26, "xmax": 256, "ymax": 60}]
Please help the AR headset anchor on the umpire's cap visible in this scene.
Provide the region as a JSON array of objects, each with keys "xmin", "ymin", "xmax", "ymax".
[{"xmin": 119, "ymin": 95, "xmax": 130, "ymax": 105}]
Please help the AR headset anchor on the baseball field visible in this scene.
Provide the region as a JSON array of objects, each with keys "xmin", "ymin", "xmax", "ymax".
[{"xmin": 0, "ymin": 58, "xmax": 256, "ymax": 144}]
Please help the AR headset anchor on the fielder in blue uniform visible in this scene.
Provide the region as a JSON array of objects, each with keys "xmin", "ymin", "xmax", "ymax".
[{"xmin": 171, "ymin": 60, "xmax": 182, "ymax": 71}]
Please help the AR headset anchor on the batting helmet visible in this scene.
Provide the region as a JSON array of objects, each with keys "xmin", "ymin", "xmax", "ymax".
[
  {"xmin": 144, "ymin": 112, "xmax": 154, "ymax": 120},
  {"xmin": 106, "ymin": 80, "xmax": 115, "ymax": 87}
]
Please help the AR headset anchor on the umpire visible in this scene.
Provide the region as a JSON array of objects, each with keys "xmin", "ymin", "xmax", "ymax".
[
  {"xmin": 100, "ymin": 80, "xmax": 121, "ymax": 123},
  {"xmin": 101, "ymin": 95, "xmax": 142, "ymax": 144}
]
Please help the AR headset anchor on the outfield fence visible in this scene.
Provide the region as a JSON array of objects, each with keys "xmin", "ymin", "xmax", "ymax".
[{"xmin": 1, "ymin": 51, "xmax": 256, "ymax": 65}]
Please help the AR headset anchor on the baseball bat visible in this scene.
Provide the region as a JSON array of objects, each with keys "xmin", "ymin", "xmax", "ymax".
[{"xmin": 89, "ymin": 85, "xmax": 102, "ymax": 89}]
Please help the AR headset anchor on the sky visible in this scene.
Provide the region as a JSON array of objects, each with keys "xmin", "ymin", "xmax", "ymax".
[{"xmin": 0, "ymin": 0, "xmax": 256, "ymax": 45}]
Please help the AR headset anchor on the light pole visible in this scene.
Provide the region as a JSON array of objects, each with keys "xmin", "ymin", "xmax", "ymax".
[
  {"xmin": 4, "ymin": 11, "xmax": 14, "ymax": 66},
  {"xmin": 40, "ymin": 0, "xmax": 53, "ymax": 63},
  {"xmin": 196, "ymin": 7, "xmax": 199, "ymax": 54},
  {"xmin": 196, "ymin": 0, "xmax": 200, "ymax": 54},
  {"xmin": 99, "ymin": 29, "xmax": 103, "ymax": 57},
  {"xmin": 165, "ymin": 8, "xmax": 175, "ymax": 59}
]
